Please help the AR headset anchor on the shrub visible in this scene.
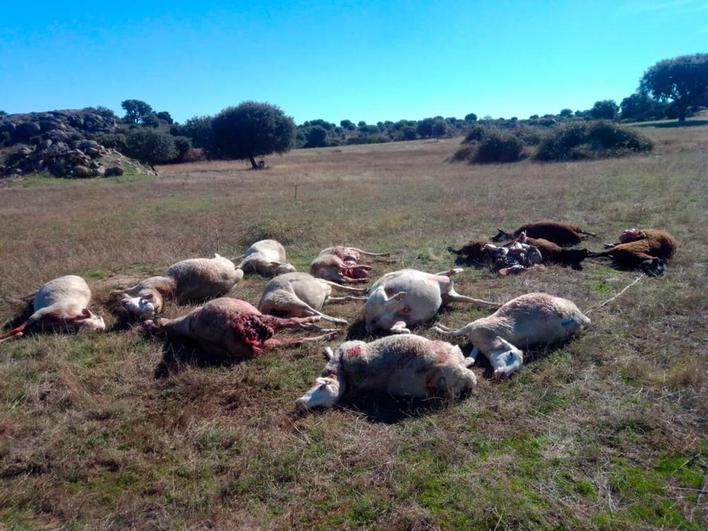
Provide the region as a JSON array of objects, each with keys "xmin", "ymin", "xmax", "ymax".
[
  {"xmin": 474, "ymin": 132, "xmax": 523, "ymax": 163},
  {"xmin": 173, "ymin": 136, "xmax": 192, "ymax": 161},
  {"xmin": 431, "ymin": 119, "xmax": 449, "ymax": 138},
  {"xmin": 620, "ymin": 93, "xmax": 666, "ymax": 121},
  {"xmin": 104, "ymin": 166, "xmax": 124, "ymax": 177},
  {"xmin": 450, "ymin": 145, "xmax": 475, "ymax": 162},
  {"xmin": 142, "ymin": 113, "xmax": 160, "ymax": 128},
  {"xmin": 97, "ymin": 133, "xmax": 127, "ymax": 152},
  {"xmin": 305, "ymin": 125, "xmax": 328, "ymax": 148},
  {"xmin": 399, "ymin": 126, "xmax": 418, "ymax": 141},
  {"xmin": 589, "ymin": 100, "xmax": 619, "ymax": 120},
  {"xmin": 417, "ymin": 118, "xmax": 435, "ymax": 138},
  {"xmin": 156, "ymin": 111, "xmax": 173, "ymax": 124},
  {"xmin": 510, "ymin": 124, "xmax": 545, "ymax": 146},
  {"xmin": 171, "ymin": 116, "xmax": 214, "ymax": 152},
  {"xmin": 535, "ymin": 122, "xmax": 652, "ymax": 161},
  {"xmin": 180, "ymin": 148, "xmax": 206, "ymax": 162},
  {"xmin": 462, "ymin": 125, "xmax": 492, "ymax": 144},
  {"xmin": 124, "ymin": 129, "xmax": 177, "ymax": 165},
  {"xmin": 586, "ymin": 122, "xmax": 653, "ymax": 153}
]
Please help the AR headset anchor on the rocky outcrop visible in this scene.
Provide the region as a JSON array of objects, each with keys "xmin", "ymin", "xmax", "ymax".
[{"xmin": 0, "ymin": 109, "xmax": 153, "ymax": 178}]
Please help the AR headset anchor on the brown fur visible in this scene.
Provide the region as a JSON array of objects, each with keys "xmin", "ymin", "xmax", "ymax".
[
  {"xmin": 493, "ymin": 220, "xmax": 595, "ymax": 247},
  {"xmin": 589, "ymin": 229, "xmax": 678, "ymax": 274},
  {"xmin": 608, "ymin": 229, "xmax": 678, "ymax": 259},
  {"xmin": 521, "ymin": 237, "xmax": 589, "ymax": 269}
]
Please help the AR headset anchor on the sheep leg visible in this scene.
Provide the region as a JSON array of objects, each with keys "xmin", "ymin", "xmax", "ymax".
[
  {"xmin": 443, "ymin": 288, "xmax": 499, "ymax": 309},
  {"xmin": 350, "ymin": 248, "xmax": 390, "ymax": 257},
  {"xmin": 337, "ymin": 269, "xmax": 370, "ymax": 283},
  {"xmin": 320, "ymin": 281, "xmax": 367, "ymax": 293},
  {"xmin": 432, "ymin": 323, "xmax": 467, "ymax": 337},
  {"xmin": 325, "ymin": 295, "xmax": 368, "ymax": 304},
  {"xmin": 267, "ymin": 315, "xmax": 321, "ymax": 331},
  {"xmin": 262, "ymin": 332, "xmax": 339, "ymax": 350},
  {"xmin": 484, "ymin": 338, "xmax": 524, "ymax": 379},
  {"xmin": 279, "ymin": 297, "xmax": 349, "ymax": 325}
]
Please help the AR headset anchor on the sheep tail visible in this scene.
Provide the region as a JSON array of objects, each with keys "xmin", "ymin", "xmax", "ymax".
[{"xmin": 583, "ymin": 274, "xmax": 645, "ymax": 315}]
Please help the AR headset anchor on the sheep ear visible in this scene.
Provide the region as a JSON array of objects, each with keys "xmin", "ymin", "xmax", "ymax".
[{"xmin": 323, "ymin": 347, "xmax": 334, "ymax": 361}]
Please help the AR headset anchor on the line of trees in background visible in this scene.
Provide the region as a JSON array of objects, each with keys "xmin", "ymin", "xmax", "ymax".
[{"xmin": 19, "ymin": 53, "xmax": 702, "ymax": 167}]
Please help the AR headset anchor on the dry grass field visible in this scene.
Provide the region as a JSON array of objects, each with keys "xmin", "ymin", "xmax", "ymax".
[{"xmin": 0, "ymin": 123, "xmax": 706, "ymax": 529}]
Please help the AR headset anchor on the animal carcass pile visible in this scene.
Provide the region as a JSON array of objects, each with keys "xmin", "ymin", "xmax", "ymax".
[{"xmin": 1, "ymin": 222, "xmax": 679, "ymax": 414}]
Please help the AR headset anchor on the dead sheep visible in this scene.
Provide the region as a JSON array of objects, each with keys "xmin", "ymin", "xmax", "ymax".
[
  {"xmin": 143, "ymin": 297, "xmax": 335, "ymax": 359},
  {"xmin": 236, "ymin": 239, "xmax": 296, "ymax": 277},
  {"xmin": 112, "ymin": 254, "xmax": 243, "ymax": 321},
  {"xmin": 310, "ymin": 246, "xmax": 391, "ymax": 284},
  {"xmin": 257, "ymin": 272, "xmax": 367, "ymax": 326},
  {"xmin": 364, "ymin": 268, "xmax": 499, "ymax": 334},
  {"xmin": 492, "ymin": 220, "xmax": 596, "ymax": 247},
  {"xmin": 295, "ymin": 334, "xmax": 477, "ymax": 411},
  {"xmin": 589, "ymin": 228, "xmax": 678, "ymax": 275},
  {"xmin": 1, "ymin": 275, "xmax": 105, "ymax": 343},
  {"xmin": 434, "ymin": 292, "xmax": 590, "ymax": 378}
]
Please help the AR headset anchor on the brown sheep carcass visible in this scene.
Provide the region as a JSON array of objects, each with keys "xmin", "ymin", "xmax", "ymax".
[
  {"xmin": 589, "ymin": 229, "xmax": 678, "ymax": 275},
  {"xmin": 492, "ymin": 220, "xmax": 595, "ymax": 247}
]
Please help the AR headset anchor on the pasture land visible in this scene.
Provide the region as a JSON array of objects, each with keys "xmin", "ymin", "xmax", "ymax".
[{"xmin": 0, "ymin": 124, "xmax": 706, "ymax": 529}]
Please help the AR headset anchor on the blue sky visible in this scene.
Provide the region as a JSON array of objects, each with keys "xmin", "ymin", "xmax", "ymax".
[{"xmin": 1, "ymin": 1, "xmax": 706, "ymax": 124}]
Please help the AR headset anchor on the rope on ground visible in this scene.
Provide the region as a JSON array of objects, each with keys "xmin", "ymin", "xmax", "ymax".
[{"xmin": 584, "ymin": 274, "xmax": 646, "ymax": 315}]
